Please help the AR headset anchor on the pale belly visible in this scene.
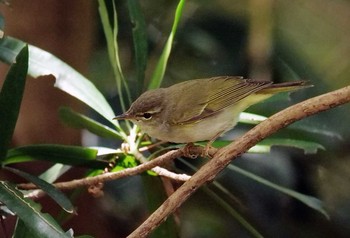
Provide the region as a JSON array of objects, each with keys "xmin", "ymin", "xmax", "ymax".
[{"xmin": 139, "ymin": 109, "xmax": 240, "ymax": 143}]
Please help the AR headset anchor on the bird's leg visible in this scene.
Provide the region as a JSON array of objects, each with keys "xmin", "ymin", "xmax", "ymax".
[
  {"xmin": 202, "ymin": 130, "xmax": 224, "ymax": 158},
  {"xmin": 182, "ymin": 130, "xmax": 224, "ymax": 158},
  {"xmin": 202, "ymin": 142, "xmax": 214, "ymax": 158}
]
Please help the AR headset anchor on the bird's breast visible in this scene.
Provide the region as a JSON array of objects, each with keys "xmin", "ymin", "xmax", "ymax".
[{"xmin": 138, "ymin": 108, "xmax": 241, "ymax": 143}]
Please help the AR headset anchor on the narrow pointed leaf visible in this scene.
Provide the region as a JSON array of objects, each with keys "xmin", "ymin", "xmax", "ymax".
[
  {"xmin": 0, "ymin": 36, "xmax": 115, "ymax": 122},
  {"xmin": 228, "ymin": 164, "xmax": 329, "ymax": 219},
  {"xmin": 127, "ymin": 0, "xmax": 148, "ymax": 95},
  {"xmin": 39, "ymin": 164, "xmax": 71, "ymax": 183},
  {"xmin": 4, "ymin": 145, "xmax": 108, "ymax": 169},
  {"xmin": 0, "ymin": 182, "xmax": 70, "ymax": 238},
  {"xmin": 59, "ymin": 107, "xmax": 123, "ymax": 139},
  {"xmin": 148, "ymin": 0, "xmax": 186, "ymax": 89},
  {"xmin": 98, "ymin": 0, "xmax": 131, "ymax": 114},
  {"xmin": 98, "ymin": 0, "xmax": 121, "ymax": 81},
  {"xmin": 240, "ymin": 112, "xmax": 341, "ymax": 139},
  {"xmin": 97, "ymin": 0, "xmax": 114, "ymax": 67},
  {"xmin": 142, "ymin": 176, "xmax": 178, "ymax": 238},
  {"xmin": 0, "ymin": 45, "xmax": 28, "ymax": 161},
  {"xmin": 257, "ymin": 138, "xmax": 325, "ymax": 154},
  {"xmin": 13, "ymin": 218, "xmax": 41, "ymax": 238},
  {"xmin": 203, "ymin": 187, "xmax": 263, "ymax": 238},
  {"xmin": 211, "ymin": 138, "xmax": 324, "ymax": 155},
  {"xmin": 179, "ymin": 158, "xmax": 263, "ymax": 237},
  {"xmin": 5, "ymin": 167, "xmax": 74, "ymax": 213}
]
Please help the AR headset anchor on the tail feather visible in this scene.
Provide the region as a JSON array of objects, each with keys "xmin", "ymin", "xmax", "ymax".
[{"xmin": 259, "ymin": 81, "xmax": 312, "ymax": 95}]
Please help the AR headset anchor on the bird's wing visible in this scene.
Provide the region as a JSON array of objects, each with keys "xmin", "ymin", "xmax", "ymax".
[{"xmin": 172, "ymin": 76, "xmax": 271, "ymax": 125}]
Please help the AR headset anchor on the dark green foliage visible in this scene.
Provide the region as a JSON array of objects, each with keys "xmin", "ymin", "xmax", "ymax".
[{"xmin": 0, "ymin": 46, "xmax": 28, "ymax": 160}]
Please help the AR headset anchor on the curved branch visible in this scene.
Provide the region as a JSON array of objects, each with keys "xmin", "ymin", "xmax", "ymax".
[
  {"xmin": 128, "ymin": 85, "xmax": 350, "ymax": 238},
  {"xmin": 18, "ymin": 148, "xmax": 193, "ymax": 191}
]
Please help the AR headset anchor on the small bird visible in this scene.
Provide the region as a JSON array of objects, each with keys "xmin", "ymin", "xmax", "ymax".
[{"xmin": 114, "ymin": 76, "xmax": 310, "ymax": 144}]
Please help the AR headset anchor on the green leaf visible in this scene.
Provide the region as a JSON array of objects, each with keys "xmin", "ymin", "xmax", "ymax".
[
  {"xmin": 4, "ymin": 145, "xmax": 108, "ymax": 169},
  {"xmin": 210, "ymin": 138, "xmax": 324, "ymax": 155},
  {"xmin": 0, "ymin": 181, "xmax": 70, "ymax": 238},
  {"xmin": 127, "ymin": 0, "xmax": 148, "ymax": 95},
  {"xmin": 110, "ymin": 154, "xmax": 138, "ymax": 172},
  {"xmin": 39, "ymin": 164, "xmax": 71, "ymax": 184},
  {"xmin": 227, "ymin": 164, "xmax": 329, "ymax": 219},
  {"xmin": 0, "ymin": 45, "xmax": 28, "ymax": 161},
  {"xmin": 240, "ymin": 112, "xmax": 341, "ymax": 139},
  {"xmin": 4, "ymin": 167, "xmax": 75, "ymax": 213},
  {"xmin": 97, "ymin": 0, "xmax": 122, "ymax": 84},
  {"xmin": 179, "ymin": 159, "xmax": 263, "ymax": 237},
  {"xmin": 59, "ymin": 107, "xmax": 124, "ymax": 140},
  {"xmin": 13, "ymin": 218, "xmax": 41, "ymax": 238},
  {"xmin": 202, "ymin": 187, "xmax": 263, "ymax": 238},
  {"xmin": 148, "ymin": 0, "xmax": 186, "ymax": 89},
  {"xmin": 142, "ymin": 175, "xmax": 178, "ymax": 238},
  {"xmin": 98, "ymin": 0, "xmax": 131, "ymax": 113},
  {"xmin": 0, "ymin": 36, "xmax": 116, "ymax": 123},
  {"xmin": 256, "ymin": 138, "xmax": 325, "ymax": 154}
]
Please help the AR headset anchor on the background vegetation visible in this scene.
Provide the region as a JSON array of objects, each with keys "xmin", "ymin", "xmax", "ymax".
[{"xmin": 0, "ymin": 0, "xmax": 350, "ymax": 237}]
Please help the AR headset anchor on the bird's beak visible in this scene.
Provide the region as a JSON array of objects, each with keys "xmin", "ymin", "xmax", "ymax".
[{"xmin": 113, "ymin": 113, "xmax": 132, "ymax": 120}]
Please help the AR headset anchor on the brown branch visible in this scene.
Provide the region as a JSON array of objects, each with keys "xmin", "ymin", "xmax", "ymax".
[
  {"xmin": 133, "ymin": 147, "xmax": 192, "ymax": 181},
  {"xmin": 127, "ymin": 85, "xmax": 350, "ymax": 238},
  {"xmin": 18, "ymin": 147, "xmax": 201, "ymax": 191}
]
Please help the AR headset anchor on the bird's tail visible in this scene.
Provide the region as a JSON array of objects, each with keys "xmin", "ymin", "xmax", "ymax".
[{"xmin": 258, "ymin": 81, "xmax": 312, "ymax": 95}]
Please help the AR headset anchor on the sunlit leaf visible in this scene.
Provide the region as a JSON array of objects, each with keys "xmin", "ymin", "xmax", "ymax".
[
  {"xmin": 0, "ymin": 36, "xmax": 115, "ymax": 123},
  {"xmin": 90, "ymin": 146, "xmax": 121, "ymax": 156},
  {"xmin": 39, "ymin": 164, "xmax": 71, "ymax": 184},
  {"xmin": 0, "ymin": 182, "xmax": 70, "ymax": 238},
  {"xmin": 0, "ymin": 45, "xmax": 28, "ymax": 161}
]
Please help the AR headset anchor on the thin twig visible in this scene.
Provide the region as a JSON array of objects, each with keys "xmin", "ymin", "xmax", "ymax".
[
  {"xmin": 133, "ymin": 147, "xmax": 192, "ymax": 181},
  {"xmin": 18, "ymin": 147, "xmax": 199, "ymax": 193},
  {"xmin": 127, "ymin": 85, "xmax": 350, "ymax": 238}
]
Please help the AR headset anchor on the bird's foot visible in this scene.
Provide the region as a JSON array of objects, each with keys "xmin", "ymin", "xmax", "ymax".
[
  {"xmin": 183, "ymin": 143, "xmax": 199, "ymax": 159},
  {"xmin": 201, "ymin": 143, "xmax": 215, "ymax": 158}
]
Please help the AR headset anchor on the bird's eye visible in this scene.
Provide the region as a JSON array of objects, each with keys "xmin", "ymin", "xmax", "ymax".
[{"xmin": 142, "ymin": 112, "xmax": 152, "ymax": 120}]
